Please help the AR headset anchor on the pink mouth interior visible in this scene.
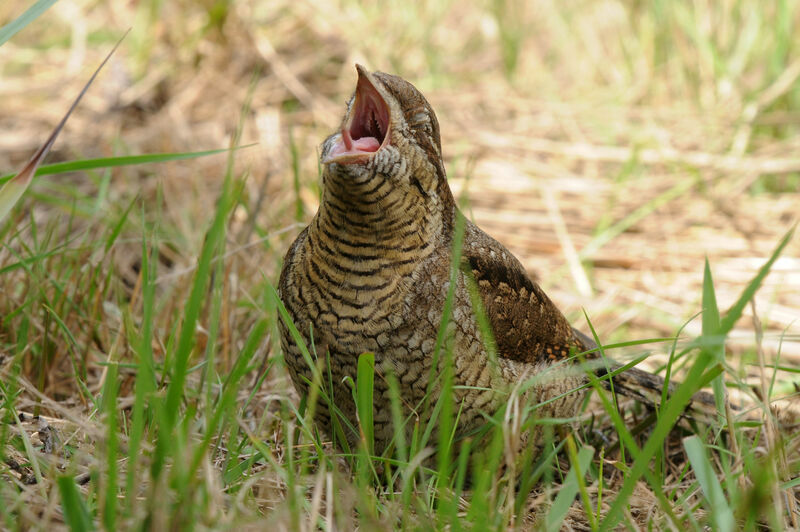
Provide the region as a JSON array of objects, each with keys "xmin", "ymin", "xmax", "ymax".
[{"xmin": 327, "ymin": 75, "xmax": 389, "ymax": 161}]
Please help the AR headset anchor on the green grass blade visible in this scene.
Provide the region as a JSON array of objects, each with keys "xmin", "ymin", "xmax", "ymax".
[
  {"xmin": 782, "ymin": 477, "xmax": 800, "ymax": 490},
  {"xmin": 420, "ymin": 211, "xmax": 466, "ymax": 453},
  {"xmin": 103, "ymin": 197, "xmax": 136, "ymax": 253},
  {"xmin": 0, "ymin": 168, "xmax": 32, "ymax": 224},
  {"xmin": 188, "ymin": 318, "xmax": 268, "ymax": 479},
  {"xmin": 11, "ymin": 407, "xmax": 44, "ymax": 490},
  {"xmin": 162, "ymin": 173, "xmax": 234, "ymax": 425},
  {"xmin": 356, "ymin": 352, "xmax": 375, "ymax": 456},
  {"xmin": 0, "ymin": 33, "xmax": 125, "ymax": 223},
  {"xmin": 600, "ymin": 352, "xmax": 721, "ymax": 530},
  {"xmin": 269, "ymin": 284, "xmax": 314, "ymax": 376},
  {"xmin": 57, "ymin": 475, "xmax": 95, "ymax": 532},
  {"xmin": 718, "ymin": 227, "xmax": 795, "ymax": 335},
  {"xmin": 0, "ymin": 0, "xmax": 58, "ymax": 46},
  {"xmin": 566, "ymin": 437, "xmax": 597, "ymax": 531},
  {"xmin": 580, "ymin": 347, "xmax": 684, "ymax": 528},
  {"xmin": 125, "ymin": 231, "xmax": 157, "ymax": 512},
  {"xmin": 101, "ymin": 363, "xmax": 119, "ymax": 531},
  {"xmin": 600, "ymin": 230, "xmax": 794, "ymax": 529},
  {"xmin": 701, "ymin": 259, "xmax": 721, "ymax": 336},
  {"xmin": 0, "ymin": 147, "xmax": 255, "ymax": 186},
  {"xmin": 546, "ymin": 442, "xmax": 594, "ymax": 532},
  {"xmin": 683, "ymin": 435, "xmax": 735, "ymax": 532},
  {"xmin": 387, "ymin": 373, "xmax": 409, "ymax": 464},
  {"xmin": 701, "ymin": 259, "xmax": 727, "ymax": 420},
  {"xmin": 435, "ymin": 340, "xmax": 456, "ymax": 496},
  {"xmin": 289, "ymin": 128, "xmax": 304, "ymax": 222},
  {"xmin": 152, "ymin": 168, "xmax": 237, "ymax": 486}
]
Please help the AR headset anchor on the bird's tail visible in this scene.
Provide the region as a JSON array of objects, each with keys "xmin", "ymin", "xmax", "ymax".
[
  {"xmin": 572, "ymin": 328, "xmax": 719, "ymax": 420},
  {"xmin": 603, "ymin": 364, "xmax": 717, "ymax": 415}
]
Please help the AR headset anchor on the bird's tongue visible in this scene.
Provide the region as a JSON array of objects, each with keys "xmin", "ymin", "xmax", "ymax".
[
  {"xmin": 328, "ymin": 128, "xmax": 381, "ymax": 158},
  {"xmin": 352, "ymin": 137, "xmax": 380, "ymax": 151},
  {"xmin": 342, "ymin": 128, "xmax": 381, "ymax": 153},
  {"xmin": 327, "ymin": 130, "xmax": 380, "ymax": 159}
]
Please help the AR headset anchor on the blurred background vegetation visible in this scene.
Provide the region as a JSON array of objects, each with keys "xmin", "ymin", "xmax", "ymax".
[{"xmin": 1, "ymin": 0, "xmax": 799, "ymax": 529}]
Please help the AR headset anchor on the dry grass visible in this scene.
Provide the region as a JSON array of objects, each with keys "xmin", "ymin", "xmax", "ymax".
[{"xmin": 1, "ymin": 0, "xmax": 799, "ymax": 529}]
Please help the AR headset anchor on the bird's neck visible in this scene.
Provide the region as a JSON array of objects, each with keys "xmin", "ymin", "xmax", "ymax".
[{"xmin": 309, "ymin": 170, "xmax": 451, "ymax": 268}]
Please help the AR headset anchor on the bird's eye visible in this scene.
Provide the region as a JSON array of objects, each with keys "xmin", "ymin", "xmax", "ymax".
[{"xmin": 409, "ymin": 111, "xmax": 428, "ymax": 125}]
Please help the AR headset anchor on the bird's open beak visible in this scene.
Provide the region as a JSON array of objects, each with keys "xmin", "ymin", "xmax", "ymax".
[{"xmin": 323, "ymin": 65, "xmax": 391, "ymax": 165}]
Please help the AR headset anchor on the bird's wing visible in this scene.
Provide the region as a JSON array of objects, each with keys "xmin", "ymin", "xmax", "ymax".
[{"xmin": 461, "ymin": 229, "xmax": 590, "ymax": 366}]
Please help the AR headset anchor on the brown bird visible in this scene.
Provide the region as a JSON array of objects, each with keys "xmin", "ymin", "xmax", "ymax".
[{"xmin": 278, "ymin": 65, "xmax": 690, "ymax": 456}]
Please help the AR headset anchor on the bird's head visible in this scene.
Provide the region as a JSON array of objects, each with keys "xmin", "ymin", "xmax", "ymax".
[{"xmin": 320, "ymin": 65, "xmax": 453, "ymax": 219}]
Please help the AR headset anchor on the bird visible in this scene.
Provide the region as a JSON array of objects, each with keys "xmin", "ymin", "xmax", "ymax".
[{"xmin": 277, "ymin": 65, "xmax": 699, "ymax": 457}]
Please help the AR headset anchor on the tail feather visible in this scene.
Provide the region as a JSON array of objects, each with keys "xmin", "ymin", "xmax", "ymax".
[
  {"xmin": 573, "ymin": 327, "xmax": 719, "ymax": 419},
  {"xmin": 607, "ymin": 365, "xmax": 716, "ymax": 408}
]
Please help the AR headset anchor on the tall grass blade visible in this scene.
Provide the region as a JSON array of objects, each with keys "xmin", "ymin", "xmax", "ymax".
[
  {"xmin": 162, "ymin": 168, "xmax": 234, "ymax": 427},
  {"xmin": 57, "ymin": 475, "xmax": 95, "ymax": 532},
  {"xmin": 125, "ymin": 231, "xmax": 157, "ymax": 512},
  {"xmin": 718, "ymin": 227, "xmax": 795, "ymax": 335},
  {"xmin": 269, "ymin": 284, "xmax": 356, "ymax": 451},
  {"xmin": 420, "ymin": 211, "xmax": 466, "ymax": 454},
  {"xmin": 582, "ymin": 330, "xmax": 691, "ymax": 528},
  {"xmin": 356, "ymin": 352, "xmax": 375, "ymax": 457},
  {"xmin": 683, "ymin": 435, "xmax": 735, "ymax": 532},
  {"xmin": 567, "ymin": 437, "xmax": 597, "ymax": 531},
  {"xmin": 600, "ymin": 229, "xmax": 793, "ymax": 529},
  {"xmin": 188, "ymin": 317, "xmax": 268, "ymax": 478},
  {"xmin": 289, "ymin": 128, "xmax": 304, "ymax": 222},
  {"xmin": 0, "ymin": 32, "xmax": 126, "ymax": 223},
  {"xmin": 0, "ymin": 0, "xmax": 58, "ymax": 46},
  {"xmin": 600, "ymin": 351, "xmax": 721, "ymax": 530},
  {"xmin": 0, "ymin": 147, "xmax": 256, "ymax": 185},
  {"xmin": 387, "ymin": 373, "xmax": 409, "ymax": 464},
  {"xmin": 701, "ymin": 259, "xmax": 727, "ymax": 420},
  {"xmin": 546, "ymin": 442, "xmax": 594, "ymax": 532},
  {"xmin": 101, "ymin": 362, "xmax": 119, "ymax": 531}
]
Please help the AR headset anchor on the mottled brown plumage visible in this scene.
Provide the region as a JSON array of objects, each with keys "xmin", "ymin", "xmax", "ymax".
[{"xmin": 278, "ymin": 66, "xmax": 683, "ymax": 455}]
